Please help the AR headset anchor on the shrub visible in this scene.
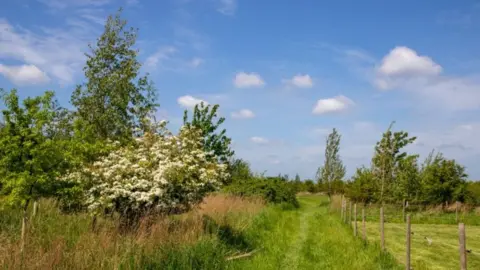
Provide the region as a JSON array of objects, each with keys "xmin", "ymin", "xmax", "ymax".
[
  {"xmin": 225, "ymin": 177, "xmax": 299, "ymax": 207},
  {"xmin": 63, "ymin": 124, "xmax": 229, "ymax": 220}
]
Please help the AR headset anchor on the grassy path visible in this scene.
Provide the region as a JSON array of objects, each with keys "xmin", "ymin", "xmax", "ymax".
[{"xmin": 229, "ymin": 195, "xmax": 401, "ymax": 270}]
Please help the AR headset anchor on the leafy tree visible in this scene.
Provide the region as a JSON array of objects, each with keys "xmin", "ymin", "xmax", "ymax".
[
  {"xmin": 420, "ymin": 151, "xmax": 468, "ymax": 204},
  {"xmin": 371, "ymin": 122, "xmax": 416, "ymax": 202},
  {"xmin": 292, "ymin": 174, "xmax": 302, "ymax": 192},
  {"xmin": 304, "ymin": 179, "xmax": 317, "ymax": 193},
  {"xmin": 228, "ymin": 158, "xmax": 252, "ymax": 184},
  {"xmin": 347, "ymin": 167, "xmax": 376, "ymax": 203},
  {"xmin": 317, "ymin": 128, "xmax": 346, "ymax": 199},
  {"xmin": 0, "ymin": 89, "xmax": 70, "ymax": 249},
  {"xmin": 183, "ymin": 102, "xmax": 233, "ymax": 163},
  {"xmin": 393, "ymin": 155, "xmax": 420, "ymax": 202},
  {"xmin": 71, "ymin": 9, "xmax": 158, "ymax": 145}
]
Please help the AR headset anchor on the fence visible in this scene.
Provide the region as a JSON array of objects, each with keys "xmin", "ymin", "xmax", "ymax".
[{"xmin": 334, "ymin": 195, "xmax": 477, "ymax": 269}]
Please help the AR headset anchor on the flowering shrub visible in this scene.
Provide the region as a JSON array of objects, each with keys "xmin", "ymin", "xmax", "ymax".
[{"xmin": 64, "ymin": 124, "xmax": 229, "ymax": 217}]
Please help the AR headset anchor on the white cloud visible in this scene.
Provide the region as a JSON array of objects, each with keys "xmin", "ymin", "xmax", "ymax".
[
  {"xmin": 371, "ymin": 46, "xmax": 480, "ymax": 110},
  {"xmin": 145, "ymin": 46, "xmax": 177, "ymax": 68},
  {"xmin": 231, "ymin": 109, "xmax": 255, "ymax": 119},
  {"xmin": 377, "ymin": 46, "xmax": 442, "ymax": 77},
  {"xmin": 234, "ymin": 72, "xmax": 265, "ymax": 88},
  {"xmin": 0, "ymin": 13, "xmax": 101, "ymax": 84},
  {"xmin": 0, "ymin": 64, "xmax": 50, "ymax": 85},
  {"xmin": 217, "ymin": 0, "xmax": 237, "ymax": 15},
  {"xmin": 177, "ymin": 95, "xmax": 208, "ymax": 109},
  {"xmin": 189, "ymin": 57, "xmax": 203, "ymax": 68},
  {"xmin": 250, "ymin": 136, "xmax": 269, "ymax": 144},
  {"xmin": 284, "ymin": 74, "xmax": 313, "ymax": 88},
  {"xmin": 312, "ymin": 95, "xmax": 354, "ymax": 115}
]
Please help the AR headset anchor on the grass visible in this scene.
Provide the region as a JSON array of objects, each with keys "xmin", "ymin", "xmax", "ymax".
[
  {"xmin": 363, "ymin": 222, "xmax": 480, "ymax": 270},
  {"xmin": 0, "ymin": 194, "xmax": 265, "ymax": 269},
  {"xmin": 228, "ymin": 195, "xmax": 401, "ymax": 270},
  {"xmin": 1, "ymin": 194, "xmax": 402, "ymax": 269}
]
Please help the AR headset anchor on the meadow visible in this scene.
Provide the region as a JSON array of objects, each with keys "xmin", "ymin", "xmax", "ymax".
[{"xmin": 1, "ymin": 194, "xmax": 402, "ymax": 270}]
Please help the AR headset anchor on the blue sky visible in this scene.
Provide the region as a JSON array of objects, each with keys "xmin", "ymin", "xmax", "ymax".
[{"xmin": 1, "ymin": 0, "xmax": 480, "ymax": 180}]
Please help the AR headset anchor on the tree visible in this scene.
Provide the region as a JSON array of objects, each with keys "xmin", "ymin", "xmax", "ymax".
[
  {"xmin": 228, "ymin": 158, "xmax": 252, "ymax": 184},
  {"xmin": 347, "ymin": 167, "xmax": 376, "ymax": 204},
  {"xmin": 183, "ymin": 102, "xmax": 233, "ymax": 164},
  {"xmin": 0, "ymin": 89, "xmax": 70, "ymax": 250},
  {"xmin": 420, "ymin": 151, "xmax": 468, "ymax": 204},
  {"xmin": 371, "ymin": 122, "xmax": 416, "ymax": 202},
  {"xmin": 393, "ymin": 155, "xmax": 420, "ymax": 202},
  {"xmin": 71, "ymin": 9, "xmax": 158, "ymax": 144},
  {"xmin": 317, "ymin": 128, "xmax": 345, "ymax": 199}
]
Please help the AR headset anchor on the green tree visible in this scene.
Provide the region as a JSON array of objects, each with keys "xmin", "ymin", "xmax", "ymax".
[
  {"xmin": 317, "ymin": 128, "xmax": 346, "ymax": 199},
  {"xmin": 0, "ymin": 89, "xmax": 70, "ymax": 250},
  {"xmin": 420, "ymin": 151, "xmax": 468, "ymax": 204},
  {"xmin": 393, "ymin": 155, "xmax": 420, "ymax": 202},
  {"xmin": 347, "ymin": 167, "xmax": 376, "ymax": 203},
  {"xmin": 228, "ymin": 158, "xmax": 252, "ymax": 184},
  {"xmin": 183, "ymin": 102, "xmax": 233, "ymax": 163},
  {"xmin": 71, "ymin": 9, "xmax": 158, "ymax": 144},
  {"xmin": 371, "ymin": 122, "xmax": 416, "ymax": 202}
]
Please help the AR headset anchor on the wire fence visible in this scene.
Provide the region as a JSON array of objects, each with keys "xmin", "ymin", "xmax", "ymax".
[{"xmin": 331, "ymin": 195, "xmax": 479, "ymax": 269}]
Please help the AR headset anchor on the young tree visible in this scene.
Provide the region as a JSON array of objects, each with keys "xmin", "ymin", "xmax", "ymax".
[
  {"xmin": 371, "ymin": 122, "xmax": 416, "ymax": 202},
  {"xmin": 71, "ymin": 9, "xmax": 158, "ymax": 144},
  {"xmin": 183, "ymin": 102, "xmax": 233, "ymax": 163},
  {"xmin": 420, "ymin": 151, "xmax": 468, "ymax": 204},
  {"xmin": 0, "ymin": 89, "xmax": 70, "ymax": 250},
  {"xmin": 317, "ymin": 128, "xmax": 346, "ymax": 199},
  {"xmin": 347, "ymin": 167, "xmax": 376, "ymax": 204},
  {"xmin": 393, "ymin": 155, "xmax": 420, "ymax": 202}
]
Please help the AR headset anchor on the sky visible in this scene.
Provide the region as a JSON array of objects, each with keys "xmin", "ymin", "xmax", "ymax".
[{"xmin": 1, "ymin": 0, "xmax": 480, "ymax": 180}]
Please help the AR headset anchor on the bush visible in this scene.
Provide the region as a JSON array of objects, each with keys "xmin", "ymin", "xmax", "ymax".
[
  {"xmin": 63, "ymin": 124, "xmax": 229, "ymax": 220},
  {"xmin": 225, "ymin": 177, "xmax": 299, "ymax": 207}
]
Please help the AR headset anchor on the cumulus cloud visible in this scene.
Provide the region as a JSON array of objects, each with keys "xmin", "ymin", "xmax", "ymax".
[
  {"xmin": 377, "ymin": 46, "xmax": 442, "ymax": 78},
  {"xmin": 372, "ymin": 46, "xmax": 480, "ymax": 110},
  {"xmin": 312, "ymin": 95, "xmax": 354, "ymax": 115},
  {"xmin": 0, "ymin": 11, "xmax": 102, "ymax": 84},
  {"xmin": 283, "ymin": 74, "xmax": 314, "ymax": 88},
  {"xmin": 231, "ymin": 109, "xmax": 255, "ymax": 119},
  {"xmin": 250, "ymin": 136, "xmax": 269, "ymax": 144},
  {"xmin": 234, "ymin": 72, "xmax": 265, "ymax": 88},
  {"xmin": 0, "ymin": 64, "xmax": 50, "ymax": 85},
  {"xmin": 177, "ymin": 95, "xmax": 208, "ymax": 109}
]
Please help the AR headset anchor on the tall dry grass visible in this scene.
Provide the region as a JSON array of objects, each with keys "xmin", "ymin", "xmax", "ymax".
[{"xmin": 0, "ymin": 194, "xmax": 264, "ymax": 269}]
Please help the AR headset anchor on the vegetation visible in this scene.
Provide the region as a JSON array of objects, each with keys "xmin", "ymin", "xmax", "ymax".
[
  {"xmin": 345, "ymin": 123, "xmax": 471, "ymax": 206},
  {"xmin": 316, "ymin": 128, "xmax": 345, "ymax": 199}
]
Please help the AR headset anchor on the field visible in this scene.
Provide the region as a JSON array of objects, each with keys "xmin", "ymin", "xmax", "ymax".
[
  {"xmin": 1, "ymin": 194, "xmax": 402, "ymax": 269},
  {"xmin": 363, "ymin": 221, "xmax": 480, "ymax": 270},
  {"xmin": 4, "ymin": 193, "xmax": 479, "ymax": 269}
]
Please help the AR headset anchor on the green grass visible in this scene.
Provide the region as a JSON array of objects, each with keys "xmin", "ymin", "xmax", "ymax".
[
  {"xmin": 228, "ymin": 195, "xmax": 401, "ymax": 270},
  {"xmin": 363, "ymin": 221, "xmax": 480, "ymax": 269},
  {"xmin": 1, "ymin": 195, "xmax": 403, "ymax": 269}
]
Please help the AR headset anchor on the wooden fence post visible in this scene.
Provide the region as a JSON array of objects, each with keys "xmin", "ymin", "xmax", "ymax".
[
  {"xmin": 380, "ymin": 206, "xmax": 385, "ymax": 251},
  {"xmin": 459, "ymin": 223, "xmax": 467, "ymax": 270},
  {"xmin": 402, "ymin": 199, "xmax": 406, "ymax": 223},
  {"xmin": 349, "ymin": 201, "xmax": 353, "ymax": 227},
  {"xmin": 406, "ymin": 214, "xmax": 411, "ymax": 270},
  {"xmin": 345, "ymin": 200, "xmax": 349, "ymax": 224},
  {"xmin": 362, "ymin": 207, "xmax": 366, "ymax": 241},
  {"xmin": 341, "ymin": 195, "xmax": 344, "ymax": 220},
  {"xmin": 354, "ymin": 203, "xmax": 357, "ymax": 237},
  {"xmin": 456, "ymin": 201, "xmax": 459, "ymax": 223},
  {"xmin": 33, "ymin": 201, "xmax": 38, "ymax": 217}
]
